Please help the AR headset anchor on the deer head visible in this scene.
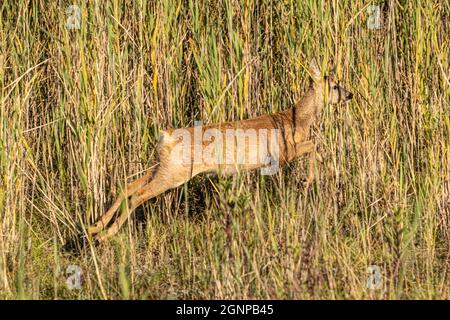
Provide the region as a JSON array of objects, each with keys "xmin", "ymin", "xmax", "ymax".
[{"xmin": 308, "ymin": 60, "xmax": 353, "ymax": 110}]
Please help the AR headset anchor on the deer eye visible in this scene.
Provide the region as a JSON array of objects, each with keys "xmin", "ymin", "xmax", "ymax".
[{"xmin": 333, "ymin": 85, "xmax": 339, "ymax": 90}]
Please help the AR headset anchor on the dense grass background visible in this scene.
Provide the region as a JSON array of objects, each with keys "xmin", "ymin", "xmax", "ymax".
[{"xmin": 0, "ymin": 0, "xmax": 449, "ymax": 299}]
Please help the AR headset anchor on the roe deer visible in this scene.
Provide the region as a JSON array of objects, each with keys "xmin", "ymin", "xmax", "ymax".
[{"xmin": 87, "ymin": 60, "xmax": 353, "ymax": 242}]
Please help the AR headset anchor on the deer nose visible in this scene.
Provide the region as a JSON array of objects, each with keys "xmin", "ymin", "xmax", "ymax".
[{"xmin": 347, "ymin": 92, "xmax": 353, "ymax": 100}]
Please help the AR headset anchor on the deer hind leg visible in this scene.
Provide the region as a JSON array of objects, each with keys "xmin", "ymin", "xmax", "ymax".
[
  {"xmin": 87, "ymin": 165, "xmax": 159, "ymax": 235},
  {"xmin": 88, "ymin": 130, "xmax": 181, "ymax": 238},
  {"xmin": 93, "ymin": 167, "xmax": 190, "ymax": 242}
]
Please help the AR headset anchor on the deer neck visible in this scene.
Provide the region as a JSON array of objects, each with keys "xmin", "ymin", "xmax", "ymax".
[{"xmin": 292, "ymin": 87, "xmax": 322, "ymax": 129}]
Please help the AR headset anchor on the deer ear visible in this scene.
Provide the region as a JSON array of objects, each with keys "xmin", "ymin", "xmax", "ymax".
[{"xmin": 308, "ymin": 59, "xmax": 321, "ymax": 83}]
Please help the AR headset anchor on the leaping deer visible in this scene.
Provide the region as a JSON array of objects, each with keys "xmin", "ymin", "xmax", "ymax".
[{"xmin": 87, "ymin": 60, "xmax": 353, "ymax": 242}]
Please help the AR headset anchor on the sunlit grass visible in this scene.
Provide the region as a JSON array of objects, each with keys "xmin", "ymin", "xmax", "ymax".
[{"xmin": 0, "ymin": 0, "xmax": 448, "ymax": 299}]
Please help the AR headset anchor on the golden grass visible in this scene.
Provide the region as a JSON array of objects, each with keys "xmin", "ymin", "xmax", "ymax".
[{"xmin": 0, "ymin": 0, "xmax": 449, "ymax": 299}]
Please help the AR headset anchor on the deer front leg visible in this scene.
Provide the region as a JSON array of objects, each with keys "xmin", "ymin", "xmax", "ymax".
[
  {"xmin": 302, "ymin": 142, "xmax": 322, "ymax": 189},
  {"xmin": 297, "ymin": 141, "xmax": 322, "ymax": 189}
]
